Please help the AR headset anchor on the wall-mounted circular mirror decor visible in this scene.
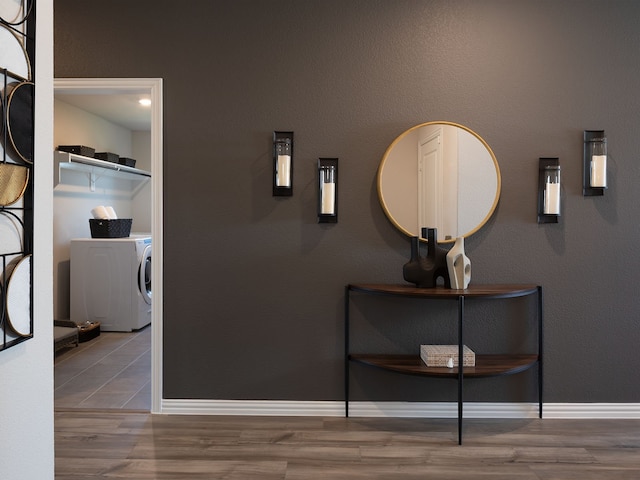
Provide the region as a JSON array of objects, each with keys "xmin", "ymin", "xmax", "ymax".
[{"xmin": 377, "ymin": 121, "xmax": 501, "ymax": 243}]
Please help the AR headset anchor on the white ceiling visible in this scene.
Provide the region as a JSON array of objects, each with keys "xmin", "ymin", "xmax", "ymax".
[{"xmin": 54, "ymin": 92, "xmax": 152, "ymax": 131}]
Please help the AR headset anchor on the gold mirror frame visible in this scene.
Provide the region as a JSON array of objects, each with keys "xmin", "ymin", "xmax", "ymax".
[{"xmin": 377, "ymin": 121, "xmax": 501, "ymax": 242}]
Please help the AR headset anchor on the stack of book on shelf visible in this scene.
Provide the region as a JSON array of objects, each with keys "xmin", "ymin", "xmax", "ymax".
[{"xmin": 420, "ymin": 344, "xmax": 476, "ymax": 367}]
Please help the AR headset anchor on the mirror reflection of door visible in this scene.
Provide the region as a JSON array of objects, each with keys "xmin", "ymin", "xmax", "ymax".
[
  {"xmin": 418, "ymin": 129, "xmax": 440, "ymax": 233},
  {"xmin": 378, "ymin": 121, "xmax": 500, "ymax": 242},
  {"xmin": 418, "ymin": 125, "xmax": 459, "ymax": 240}
]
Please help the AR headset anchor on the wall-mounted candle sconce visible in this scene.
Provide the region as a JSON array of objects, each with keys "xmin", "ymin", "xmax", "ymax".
[
  {"xmin": 538, "ymin": 157, "xmax": 561, "ymax": 224},
  {"xmin": 318, "ymin": 158, "xmax": 338, "ymax": 223},
  {"xmin": 273, "ymin": 131, "xmax": 293, "ymax": 196},
  {"xmin": 583, "ymin": 130, "xmax": 607, "ymax": 196}
]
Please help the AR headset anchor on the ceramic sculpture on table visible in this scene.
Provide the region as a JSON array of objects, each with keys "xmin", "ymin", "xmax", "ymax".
[
  {"xmin": 403, "ymin": 227, "xmax": 451, "ymax": 288},
  {"xmin": 446, "ymin": 236, "xmax": 471, "ymax": 289}
]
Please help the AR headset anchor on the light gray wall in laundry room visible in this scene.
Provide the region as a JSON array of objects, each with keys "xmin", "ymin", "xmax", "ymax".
[{"xmin": 54, "ymin": 0, "xmax": 640, "ymax": 403}]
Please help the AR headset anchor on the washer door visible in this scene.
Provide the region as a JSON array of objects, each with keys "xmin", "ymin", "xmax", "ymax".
[{"xmin": 139, "ymin": 244, "xmax": 152, "ymax": 305}]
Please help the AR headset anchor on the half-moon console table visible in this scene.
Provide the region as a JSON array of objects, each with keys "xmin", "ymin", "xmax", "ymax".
[{"xmin": 344, "ymin": 283, "xmax": 543, "ymax": 444}]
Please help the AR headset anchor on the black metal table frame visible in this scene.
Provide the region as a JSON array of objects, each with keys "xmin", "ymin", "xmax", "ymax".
[{"xmin": 344, "ymin": 284, "xmax": 543, "ymax": 445}]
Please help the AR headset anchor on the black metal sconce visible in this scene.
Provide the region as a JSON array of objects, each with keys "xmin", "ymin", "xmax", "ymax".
[
  {"xmin": 583, "ymin": 130, "xmax": 607, "ymax": 196},
  {"xmin": 318, "ymin": 158, "xmax": 338, "ymax": 223},
  {"xmin": 273, "ymin": 131, "xmax": 293, "ymax": 196},
  {"xmin": 538, "ymin": 157, "xmax": 560, "ymax": 224}
]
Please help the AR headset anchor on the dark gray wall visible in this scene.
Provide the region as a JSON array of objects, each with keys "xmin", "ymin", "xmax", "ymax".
[{"xmin": 54, "ymin": 0, "xmax": 640, "ymax": 403}]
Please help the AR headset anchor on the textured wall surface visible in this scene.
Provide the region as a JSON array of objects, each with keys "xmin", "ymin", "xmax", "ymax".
[
  {"xmin": 2, "ymin": 0, "xmax": 56, "ymax": 478},
  {"xmin": 54, "ymin": 0, "xmax": 640, "ymax": 403}
]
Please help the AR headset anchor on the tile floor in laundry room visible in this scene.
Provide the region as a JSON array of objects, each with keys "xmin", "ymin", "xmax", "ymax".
[{"xmin": 54, "ymin": 325, "xmax": 151, "ymax": 410}]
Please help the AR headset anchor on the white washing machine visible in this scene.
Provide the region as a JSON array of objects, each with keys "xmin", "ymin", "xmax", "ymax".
[{"xmin": 70, "ymin": 235, "xmax": 152, "ymax": 331}]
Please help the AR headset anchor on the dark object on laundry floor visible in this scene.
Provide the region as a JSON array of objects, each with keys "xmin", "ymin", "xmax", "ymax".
[
  {"xmin": 54, "ymin": 325, "xmax": 79, "ymax": 353},
  {"xmin": 54, "ymin": 319, "xmax": 101, "ymax": 344},
  {"xmin": 77, "ymin": 321, "xmax": 101, "ymax": 343}
]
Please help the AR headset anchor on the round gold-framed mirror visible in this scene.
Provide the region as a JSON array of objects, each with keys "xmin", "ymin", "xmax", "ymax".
[{"xmin": 377, "ymin": 121, "xmax": 501, "ymax": 242}]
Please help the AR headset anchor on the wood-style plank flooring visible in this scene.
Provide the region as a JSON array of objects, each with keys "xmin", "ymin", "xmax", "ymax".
[
  {"xmin": 53, "ymin": 328, "xmax": 640, "ymax": 478},
  {"xmin": 54, "ymin": 326, "xmax": 151, "ymax": 410},
  {"xmin": 55, "ymin": 411, "xmax": 640, "ymax": 479}
]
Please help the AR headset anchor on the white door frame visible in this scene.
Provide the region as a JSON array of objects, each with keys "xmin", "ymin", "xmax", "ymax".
[{"xmin": 53, "ymin": 78, "xmax": 163, "ymax": 413}]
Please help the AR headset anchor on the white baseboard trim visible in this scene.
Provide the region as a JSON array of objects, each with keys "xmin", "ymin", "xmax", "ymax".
[
  {"xmin": 160, "ymin": 399, "xmax": 345, "ymax": 416},
  {"xmin": 543, "ymin": 403, "xmax": 640, "ymax": 419},
  {"xmin": 160, "ymin": 399, "xmax": 640, "ymax": 419},
  {"xmin": 346, "ymin": 401, "xmax": 540, "ymax": 418}
]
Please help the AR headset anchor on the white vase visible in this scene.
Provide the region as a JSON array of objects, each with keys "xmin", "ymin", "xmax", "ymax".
[{"xmin": 446, "ymin": 237, "xmax": 471, "ymax": 289}]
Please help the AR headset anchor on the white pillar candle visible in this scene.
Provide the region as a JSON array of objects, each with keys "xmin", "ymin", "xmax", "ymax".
[
  {"xmin": 321, "ymin": 182, "xmax": 335, "ymax": 214},
  {"xmin": 544, "ymin": 182, "xmax": 560, "ymax": 215},
  {"xmin": 591, "ymin": 155, "xmax": 607, "ymax": 188},
  {"xmin": 276, "ymin": 154, "xmax": 291, "ymax": 187}
]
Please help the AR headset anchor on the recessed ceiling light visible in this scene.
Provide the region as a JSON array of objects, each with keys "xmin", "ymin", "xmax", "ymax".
[{"xmin": 139, "ymin": 98, "xmax": 151, "ymax": 107}]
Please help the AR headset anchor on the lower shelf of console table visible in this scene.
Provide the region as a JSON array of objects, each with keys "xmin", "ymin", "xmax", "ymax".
[
  {"xmin": 349, "ymin": 354, "xmax": 539, "ymax": 378},
  {"xmin": 344, "ymin": 283, "xmax": 543, "ymax": 445}
]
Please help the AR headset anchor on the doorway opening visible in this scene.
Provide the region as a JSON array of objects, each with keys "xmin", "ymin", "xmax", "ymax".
[{"xmin": 52, "ymin": 78, "xmax": 163, "ymax": 413}]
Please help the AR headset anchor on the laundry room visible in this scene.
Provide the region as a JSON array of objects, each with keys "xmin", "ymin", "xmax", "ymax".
[{"xmin": 52, "ymin": 86, "xmax": 152, "ymax": 333}]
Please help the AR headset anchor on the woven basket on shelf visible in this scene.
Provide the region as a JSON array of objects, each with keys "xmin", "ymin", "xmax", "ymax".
[{"xmin": 89, "ymin": 219, "xmax": 132, "ymax": 238}]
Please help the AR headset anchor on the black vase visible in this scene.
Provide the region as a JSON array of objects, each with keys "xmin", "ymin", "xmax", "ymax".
[{"xmin": 402, "ymin": 227, "xmax": 451, "ymax": 288}]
